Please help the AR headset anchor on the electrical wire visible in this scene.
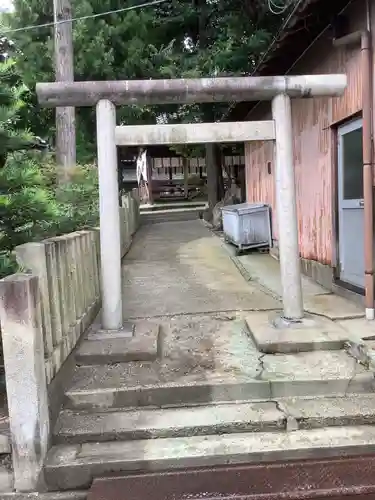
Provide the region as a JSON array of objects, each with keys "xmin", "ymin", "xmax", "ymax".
[
  {"xmin": 220, "ymin": 0, "xmax": 305, "ymax": 121},
  {"xmin": 225, "ymin": 0, "xmax": 354, "ymax": 121},
  {"xmin": 255, "ymin": 0, "xmax": 303, "ymax": 71},
  {"xmin": 267, "ymin": 0, "xmax": 294, "ymax": 15},
  {"xmin": 1, "ymin": 0, "xmax": 169, "ymax": 35}
]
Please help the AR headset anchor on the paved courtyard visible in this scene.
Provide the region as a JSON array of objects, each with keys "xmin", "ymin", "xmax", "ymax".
[{"xmin": 68, "ymin": 220, "xmax": 373, "ymax": 404}]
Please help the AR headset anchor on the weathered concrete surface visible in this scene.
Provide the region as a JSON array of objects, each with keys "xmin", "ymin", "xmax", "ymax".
[
  {"xmin": 304, "ymin": 294, "xmax": 364, "ymax": 320},
  {"xmin": 64, "ymin": 317, "xmax": 372, "ymax": 409},
  {"xmin": 260, "ymin": 350, "xmax": 371, "ymax": 398},
  {"xmin": 65, "ymin": 317, "xmax": 270, "ymax": 409},
  {"xmin": 0, "ymin": 274, "xmax": 50, "ymax": 492},
  {"xmin": 55, "ymin": 393, "xmax": 375, "ymax": 445},
  {"xmin": 53, "ymin": 402, "xmax": 285, "ymax": 444},
  {"xmin": 0, "ymin": 493, "xmax": 87, "ymax": 500},
  {"xmin": 344, "ymin": 336, "xmax": 375, "ymax": 369},
  {"xmin": 76, "ymin": 323, "xmax": 160, "ymax": 365},
  {"xmin": 36, "ymin": 75, "xmax": 347, "ymax": 108},
  {"xmin": 46, "ymin": 219, "xmax": 375, "ymax": 492},
  {"xmin": 231, "ymin": 251, "xmax": 330, "ymax": 298},
  {"xmin": 65, "ymin": 379, "xmax": 264, "ymax": 409},
  {"xmin": 281, "ymin": 395, "xmax": 375, "ymax": 429},
  {"xmin": 116, "ymin": 121, "xmax": 275, "ymax": 146},
  {"xmin": 337, "ymin": 317, "xmax": 375, "ymax": 340},
  {"xmin": 122, "ymin": 221, "xmax": 281, "ymax": 318},
  {"xmin": 45, "ymin": 425, "xmax": 375, "ymax": 491},
  {"xmin": 229, "ymin": 251, "xmax": 364, "ymax": 320},
  {"xmin": 246, "ymin": 312, "xmax": 354, "ymax": 353},
  {"xmin": 86, "ymin": 323, "xmax": 134, "ymax": 341}
]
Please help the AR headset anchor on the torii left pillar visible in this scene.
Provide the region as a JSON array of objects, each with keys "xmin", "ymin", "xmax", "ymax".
[{"xmin": 96, "ymin": 100, "xmax": 123, "ymax": 330}]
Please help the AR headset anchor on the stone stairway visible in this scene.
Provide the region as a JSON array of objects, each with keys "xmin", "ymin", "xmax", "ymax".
[
  {"xmin": 140, "ymin": 201, "xmax": 206, "ymax": 224},
  {"xmin": 43, "ymin": 314, "xmax": 375, "ymax": 492}
]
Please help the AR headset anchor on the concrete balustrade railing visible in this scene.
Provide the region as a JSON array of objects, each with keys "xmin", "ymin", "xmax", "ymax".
[
  {"xmin": 15, "ymin": 229, "xmax": 101, "ymax": 384},
  {"xmin": 0, "ymin": 190, "xmax": 140, "ymax": 492}
]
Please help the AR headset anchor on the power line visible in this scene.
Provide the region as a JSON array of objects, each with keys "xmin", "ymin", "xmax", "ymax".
[
  {"xmin": 267, "ymin": 0, "xmax": 294, "ymax": 15},
  {"xmin": 254, "ymin": 0, "xmax": 303, "ymax": 73},
  {"xmin": 221, "ymin": 0, "xmax": 354, "ymax": 122},
  {"xmin": 2, "ymin": 0, "xmax": 169, "ymax": 35},
  {"xmin": 220, "ymin": 0, "xmax": 304, "ymax": 121}
]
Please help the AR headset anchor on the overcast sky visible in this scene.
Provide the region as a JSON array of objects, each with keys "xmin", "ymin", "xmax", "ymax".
[{"xmin": 0, "ymin": 0, "xmax": 13, "ymax": 12}]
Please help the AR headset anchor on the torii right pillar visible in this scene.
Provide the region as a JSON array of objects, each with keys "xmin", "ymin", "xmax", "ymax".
[{"xmin": 272, "ymin": 93, "xmax": 303, "ymax": 321}]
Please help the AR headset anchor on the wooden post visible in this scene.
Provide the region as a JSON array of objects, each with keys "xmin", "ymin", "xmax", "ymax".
[
  {"xmin": 183, "ymin": 157, "xmax": 189, "ymax": 199},
  {"xmin": 53, "ymin": 0, "xmax": 76, "ymax": 173},
  {"xmin": 206, "ymin": 144, "xmax": 218, "ymax": 216},
  {"xmin": 147, "ymin": 155, "xmax": 154, "ymax": 205},
  {"xmin": 169, "ymin": 157, "xmax": 173, "ymax": 181}
]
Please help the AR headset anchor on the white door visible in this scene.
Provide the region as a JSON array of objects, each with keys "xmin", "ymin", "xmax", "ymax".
[{"xmin": 338, "ymin": 118, "xmax": 364, "ymax": 289}]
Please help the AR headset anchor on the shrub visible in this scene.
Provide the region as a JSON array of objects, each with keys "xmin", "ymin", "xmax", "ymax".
[
  {"xmin": 0, "ymin": 58, "xmax": 99, "ymax": 279},
  {"xmin": 0, "ymin": 157, "xmax": 99, "ymax": 279}
]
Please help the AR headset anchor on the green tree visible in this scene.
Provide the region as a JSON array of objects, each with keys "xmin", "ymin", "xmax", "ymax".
[
  {"xmin": 0, "ymin": 33, "xmax": 101, "ymax": 279},
  {"xmin": 4, "ymin": 0, "xmax": 286, "ymax": 159},
  {"xmin": 0, "ymin": 59, "xmax": 58, "ymax": 277}
]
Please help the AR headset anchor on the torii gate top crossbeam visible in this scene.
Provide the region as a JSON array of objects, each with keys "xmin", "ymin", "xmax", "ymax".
[{"xmin": 36, "ymin": 74, "xmax": 347, "ymax": 107}]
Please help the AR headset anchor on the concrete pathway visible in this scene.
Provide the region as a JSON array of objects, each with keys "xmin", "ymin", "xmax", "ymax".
[
  {"xmin": 224, "ymin": 244, "xmax": 365, "ymax": 321},
  {"xmin": 47, "ymin": 220, "xmax": 375, "ymax": 491},
  {"xmin": 68, "ymin": 220, "xmax": 372, "ymax": 400},
  {"xmin": 122, "ymin": 220, "xmax": 281, "ymax": 319}
]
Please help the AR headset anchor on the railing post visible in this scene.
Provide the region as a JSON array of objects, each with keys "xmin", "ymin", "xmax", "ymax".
[
  {"xmin": 96, "ymin": 99, "xmax": 123, "ymax": 330},
  {"xmin": 15, "ymin": 242, "xmax": 54, "ymax": 357},
  {"xmin": 0, "ymin": 274, "xmax": 49, "ymax": 492},
  {"xmin": 272, "ymin": 93, "xmax": 304, "ymax": 320}
]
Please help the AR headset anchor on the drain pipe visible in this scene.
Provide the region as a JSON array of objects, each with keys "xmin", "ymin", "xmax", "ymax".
[{"xmin": 333, "ymin": 4, "xmax": 374, "ymax": 320}]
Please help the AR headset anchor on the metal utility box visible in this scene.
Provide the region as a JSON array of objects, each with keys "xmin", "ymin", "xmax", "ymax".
[{"xmin": 222, "ymin": 202, "xmax": 272, "ymax": 254}]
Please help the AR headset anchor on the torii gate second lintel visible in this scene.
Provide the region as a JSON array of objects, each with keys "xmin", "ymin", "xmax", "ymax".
[{"xmin": 36, "ymin": 75, "xmax": 347, "ymax": 331}]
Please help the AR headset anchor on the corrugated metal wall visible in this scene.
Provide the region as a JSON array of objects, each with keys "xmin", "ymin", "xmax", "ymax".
[{"xmin": 245, "ymin": 2, "xmax": 364, "ymax": 266}]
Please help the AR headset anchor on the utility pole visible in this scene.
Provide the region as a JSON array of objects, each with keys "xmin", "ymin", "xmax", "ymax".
[
  {"xmin": 53, "ymin": 0, "xmax": 76, "ymax": 176},
  {"xmin": 198, "ymin": 0, "xmax": 222, "ymax": 218}
]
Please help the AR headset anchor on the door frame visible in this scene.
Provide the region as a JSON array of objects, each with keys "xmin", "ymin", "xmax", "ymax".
[{"xmin": 335, "ymin": 116, "xmax": 364, "ymax": 291}]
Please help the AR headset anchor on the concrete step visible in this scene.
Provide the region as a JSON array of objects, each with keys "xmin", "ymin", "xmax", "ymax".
[
  {"xmin": 45, "ymin": 425, "xmax": 375, "ymax": 490},
  {"xmin": 75, "ymin": 324, "xmax": 161, "ymax": 366},
  {"xmin": 64, "ymin": 350, "xmax": 374, "ymax": 410},
  {"xmin": 53, "ymin": 401, "xmax": 284, "ymax": 444},
  {"xmin": 140, "ymin": 202, "xmax": 206, "ymax": 212},
  {"xmin": 141, "ymin": 207, "xmax": 203, "ymax": 224},
  {"xmin": 54, "ymin": 395, "xmax": 375, "ymax": 445}
]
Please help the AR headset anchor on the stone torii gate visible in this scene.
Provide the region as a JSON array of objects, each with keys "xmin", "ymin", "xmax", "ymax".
[{"xmin": 36, "ymin": 75, "xmax": 347, "ymax": 332}]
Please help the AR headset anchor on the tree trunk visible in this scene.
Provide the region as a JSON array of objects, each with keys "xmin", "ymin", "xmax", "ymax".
[
  {"xmin": 199, "ymin": 0, "xmax": 222, "ymax": 219},
  {"xmin": 53, "ymin": 0, "xmax": 76, "ymax": 177}
]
